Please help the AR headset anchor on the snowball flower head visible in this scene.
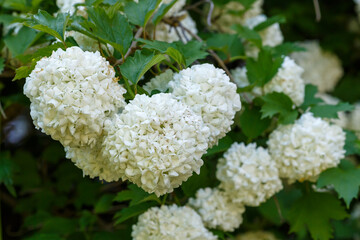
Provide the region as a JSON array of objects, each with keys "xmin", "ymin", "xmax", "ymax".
[
  {"xmin": 290, "ymin": 41, "xmax": 343, "ymax": 92},
  {"xmin": 103, "ymin": 93, "xmax": 210, "ymax": 196},
  {"xmin": 212, "ymin": 0, "xmax": 263, "ymax": 33},
  {"xmin": 169, "ymin": 64, "xmax": 241, "ymax": 147},
  {"xmin": 232, "ymin": 57, "xmax": 304, "ymax": 106},
  {"xmin": 236, "ymin": 231, "xmax": 278, "ymax": 240},
  {"xmin": 56, "ymin": 0, "xmax": 85, "ymax": 15},
  {"xmin": 132, "ymin": 205, "xmax": 217, "ymax": 240},
  {"xmin": 23, "ymin": 47, "xmax": 126, "ymax": 148},
  {"xmin": 154, "ymin": 11, "xmax": 197, "ymax": 43},
  {"xmin": 65, "ymin": 142, "xmax": 120, "ymax": 182},
  {"xmin": 244, "ymin": 14, "xmax": 284, "ymax": 58},
  {"xmin": 268, "ymin": 112, "xmax": 346, "ymax": 183},
  {"xmin": 216, "ymin": 143, "xmax": 283, "ymax": 206},
  {"xmin": 143, "ymin": 69, "xmax": 173, "ymax": 93},
  {"xmin": 188, "ymin": 188, "xmax": 245, "ymax": 231}
]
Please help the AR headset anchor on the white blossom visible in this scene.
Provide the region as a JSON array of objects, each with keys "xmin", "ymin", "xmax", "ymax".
[
  {"xmin": 169, "ymin": 64, "xmax": 241, "ymax": 147},
  {"xmin": 102, "ymin": 93, "xmax": 210, "ymax": 196},
  {"xmin": 290, "ymin": 41, "xmax": 343, "ymax": 93},
  {"xmin": 216, "ymin": 143, "xmax": 283, "ymax": 206},
  {"xmin": 56, "ymin": 0, "xmax": 86, "ymax": 15},
  {"xmin": 154, "ymin": 11, "xmax": 197, "ymax": 43},
  {"xmin": 132, "ymin": 205, "xmax": 218, "ymax": 240},
  {"xmin": 188, "ymin": 188, "xmax": 245, "ymax": 231},
  {"xmin": 268, "ymin": 112, "xmax": 346, "ymax": 183},
  {"xmin": 231, "ymin": 57, "xmax": 304, "ymax": 106},
  {"xmin": 235, "ymin": 231, "xmax": 278, "ymax": 240},
  {"xmin": 143, "ymin": 69, "xmax": 173, "ymax": 93},
  {"xmin": 212, "ymin": 0, "xmax": 263, "ymax": 33},
  {"xmin": 244, "ymin": 14, "xmax": 284, "ymax": 58},
  {"xmin": 315, "ymin": 93, "xmax": 348, "ymax": 128},
  {"xmin": 65, "ymin": 142, "xmax": 120, "ymax": 182},
  {"xmin": 23, "ymin": 47, "xmax": 126, "ymax": 148}
]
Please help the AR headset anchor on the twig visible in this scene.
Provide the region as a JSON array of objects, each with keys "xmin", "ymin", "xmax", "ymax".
[
  {"xmin": 206, "ymin": 0, "xmax": 214, "ymax": 26},
  {"xmin": 313, "ymin": 0, "xmax": 321, "ymax": 22},
  {"xmin": 114, "ymin": 27, "xmax": 143, "ymax": 65},
  {"xmin": 0, "ymin": 103, "xmax": 7, "ymax": 119},
  {"xmin": 273, "ymin": 196, "xmax": 284, "ymax": 221}
]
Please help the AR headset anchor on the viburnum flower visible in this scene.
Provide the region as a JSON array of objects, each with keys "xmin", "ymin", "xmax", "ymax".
[
  {"xmin": 102, "ymin": 93, "xmax": 210, "ymax": 196},
  {"xmin": 65, "ymin": 142, "xmax": 120, "ymax": 182},
  {"xmin": 232, "ymin": 57, "xmax": 304, "ymax": 106},
  {"xmin": 216, "ymin": 143, "xmax": 283, "ymax": 206},
  {"xmin": 23, "ymin": 46, "xmax": 126, "ymax": 148},
  {"xmin": 56, "ymin": 0, "xmax": 85, "ymax": 15},
  {"xmin": 168, "ymin": 64, "xmax": 241, "ymax": 147},
  {"xmin": 290, "ymin": 41, "xmax": 343, "ymax": 92},
  {"xmin": 132, "ymin": 205, "xmax": 218, "ymax": 240},
  {"xmin": 153, "ymin": 11, "xmax": 197, "ymax": 43},
  {"xmin": 188, "ymin": 188, "xmax": 245, "ymax": 231},
  {"xmin": 142, "ymin": 69, "xmax": 173, "ymax": 93},
  {"xmin": 235, "ymin": 231, "xmax": 278, "ymax": 240},
  {"xmin": 211, "ymin": 0, "xmax": 263, "ymax": 33},
  {"xmin": 244, "ymin": 14, "xmax": 284, "ymax": 58},
  {"xmin": 268, "ymin": 112, "xmax": 346, "ymax": 183}
]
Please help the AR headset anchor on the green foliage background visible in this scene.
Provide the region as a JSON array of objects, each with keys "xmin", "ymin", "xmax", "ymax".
[{"xmin": 0, "ymin": 0, "xmax": 360, "ymax": 239}]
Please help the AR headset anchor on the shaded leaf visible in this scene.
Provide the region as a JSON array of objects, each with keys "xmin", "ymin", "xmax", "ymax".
[
  {"xmin": 182, "ymin": 164, "xmax": 210, "ymax": 197},
  {"xmin": 300, "ymin": 84, "xmax": 323, "ymax": 110},
  {"xmin": 152, "ymin": 0, "xmax": 176, "ymax": 26},
  {"xmin": 310, "ymin": 102, "xmax": 354, "ymax": 119},
  {"xmin": 124, "ymin": 0, "xmax": 160, "ymax": 27},
  {"xmin": 232, "ymin": 24, "xmax": 262, "ymax": 48},
  {"xmin": 94, "ymin": 194, "xmax": 115, "ymax": 213},
  {"xmin": 239, "ymin": 105, "xmax": 271, "ymax": 139},
  {"xmin": 253, "ymin": 15, "xmax": 286, "ymax": 31},
  {"xmin": 114, "ymin": 201, "xmax": 157, "ymax": 224},
  {"xmin": 4, "ymin": 27, "xmax": 38, "ymax": 56}
]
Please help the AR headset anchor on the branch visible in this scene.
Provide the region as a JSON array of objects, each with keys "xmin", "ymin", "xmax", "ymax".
[
  {"xmin": 313, "ymin": 0, "xmax": 321, "ymax": 22},
  {"xmin": 114, "ymin": 27, "xmax": 143, "ymax": 66}
]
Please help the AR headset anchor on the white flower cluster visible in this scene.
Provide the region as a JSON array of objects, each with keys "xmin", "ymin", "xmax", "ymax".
[
  {"xmin": 188, "ymin": 188, "xmax": 245, "ymax": 232},
  {"xmin": 56, "ymin": 0, "xmax": 85, "ymax": 15},
  {"xmin": 290, "ymin": 41, "xmax": 343, "ymax": 92},
  {"xmin": 169, "ymin": 64, "xmax": 241, "ymax": 147},
  {"xmin": 212, "ymin": 0, "xmax": 263, "ymax": 33},
  {"xmin": 132, "ymin": 205, "xmax": 218, "ymax": 240},
  {"xmin": 142, "ymin": 69, "xmax": 173, "ymax": 93},
  {"xmin": 102, "ymin": 93, "xmax": 210, "ymax": 196},
  {"xmin": 235, "ymin": 231, "xmax": 278, "ymax": 240},
  {"xmin": 244, "ymin": 14, "xmax": 284, "ymax": 58},
  {"xmin": 231, "ymin": 57, "xmax": 305, "ymax": 106},
  {"xmin": 315, "ymin": 93, "xmax": 348, "ymax": 128},
  {"xmin": 64, "ymin": 143, "xmax": 120, "ymax": 182},
  {"xmin": 154, "ymin": 11, "xmax": 198, "ymax": 43},
  {"xmin": 268, "ymin": 112, "xmax": 346, "ymax": 183},
  {"xmin": 23, "ymin": 47, "xmax": 127, "ymax": 148},
  {"xmin": 216, "ymin": 143, "xmax": 283, "ymax": 206}
]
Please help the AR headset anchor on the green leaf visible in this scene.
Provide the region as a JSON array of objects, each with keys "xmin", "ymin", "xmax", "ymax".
[
  {"xmin": 317, "ymin": 160, "xmax": 360, "ymax": 208},
  {"xmin": 40, "ymin": 217, "xmax": 78, "ymax": 235},
  {"xmin": 94, "ymin": 194, "xmax": 115, "ymax": 213},
  {"xmin": 239, "ymin": 105, "xmax": 271, "ymax": 139},
  {"xmin": 271, "ymin": 42, "xmax": 306, "ymax": 58},
  {"xmin": 182, "ymin": 164, "xmax": 210, "ymax": 197},
  {"xmin": 12, "ymin": 151, "xmax": 41, "ymax": 189},
  {"xmin": 152, "ymin": 0, "xmax": 176, "ymax": 26},
  {"xmin": 232, "ymin": 24, "xmax": 262, "ymax": 48},
  {"xmin": 288, "ymin": 192, "xmax": 349, "ymax": 240},
  {"xmin": 0, "ymin": 57, "xmax": 4, "ymax": 74},
  {"xmin": 17, "ymin": 42, "xmax": 65, "ymax": 64},
  {"xmin": 300, "ymin": 84, "xmax": 323, "ymax": 110},
  {"xmin": 310, "ymin": 102, "xmax": 354, "ymax": 119},
  {"xmin": 120, "ymin": 50, "xmax": 166, "ymax": 84},
  {"xmin": 0, "ymin": 151, "xmax": 16, "ymax": 196},
  {"xmin": 24, "ymin": 10, "xmax": 69, "ymax": 42},
  {"xmin": 260, "ymin": 92, "xmax": 298, "ymax": 124},
  {"xmin": 344, "ymin": 130, "xmax": 360, "ymax": 155},
  {"xmin": 12, "ymin": 61, "xmax": 36, "ymax": 81},
  {"xmin": 246, "ymin": 48, "xmax": 284, "ymax": 86},
  {"xmin": 114, "ymin": 201, "xmax": 157, "ymax": 224},
  {"xmin": 165, "ymin": 47, "xmax": 186, "ymax": 67},
  {"xmin": 253, "ymin": 15, "xmax": 286, "ymax": 31},
  {"xmin": 79, "ymin": 210, "xmax": 97, "ymax": 231},
  {"xmin": 113, "ymin": 184, "xmax": 160, "ymax": 206},
  {"xmin": 124, "ymin": 0, "xmax": 160, "ymax": 27},
  {"xmin": 4, "ymin": 27, "xmax": 38, "ymax": 56},
  {"xmin": 205, "ymin": 136, "xmax": 234, "ymax": 156},
  {"xmin": 83, "ymin": 7, "xmax": 133, "ymax": 55},
  {"xmin": 206, "ymin": 33, "xmax": 244, "ymax": 60}
]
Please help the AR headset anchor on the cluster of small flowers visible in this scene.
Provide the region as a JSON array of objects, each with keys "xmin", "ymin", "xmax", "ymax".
[
  {"xmin": 232, "ymin": 57, "xmax": 305, "ymax": 106},
  {"xmin": 24, "ymin": 47, "xmax": 240, "ymax": 197}
]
